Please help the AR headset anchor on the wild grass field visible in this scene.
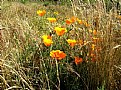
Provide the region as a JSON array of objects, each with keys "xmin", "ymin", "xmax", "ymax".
[{"xmin": 0, "ymin": 0, "xmax": 121, "ymax": 90}]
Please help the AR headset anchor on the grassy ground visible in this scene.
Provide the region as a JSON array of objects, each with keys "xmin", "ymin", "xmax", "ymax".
[{"xmin": 1, "ymin": 0, "xmax": 121, "ymax": 90}]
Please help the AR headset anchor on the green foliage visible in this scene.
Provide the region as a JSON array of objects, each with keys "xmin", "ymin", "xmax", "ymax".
[
  {"xmin": 43, "ymin": 1, "xmax": 50, "ymax": 6},
  {"xmin": 20, "ymin": 0, "xmax": 28, "ymax": 4},
  {"xmin": 97, "ymin": 81, "xmax": 105, "ymax": 90}
]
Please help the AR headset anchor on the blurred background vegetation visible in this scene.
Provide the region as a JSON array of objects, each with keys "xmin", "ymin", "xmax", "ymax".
[
  {"xmin": 2, "ymin": 0, "xmax": 121, "ymax": 9},
  {"xmin": 6, "ymin": 0, "xmax": 121, "ymax": 13}
]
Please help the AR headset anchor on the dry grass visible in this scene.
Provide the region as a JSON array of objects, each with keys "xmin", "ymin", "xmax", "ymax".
[{"xmin": 1, "ymin": 1, "xmax": 121, "ymax": 90}]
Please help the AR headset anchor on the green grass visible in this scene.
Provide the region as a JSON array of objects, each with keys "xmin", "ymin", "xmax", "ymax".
[{"xmin": 1, "ymin": 0, "xmax": 121, "ymax": 90}]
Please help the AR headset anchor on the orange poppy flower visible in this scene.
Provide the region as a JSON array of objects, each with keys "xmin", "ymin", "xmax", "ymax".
[
  {"xmin": 37, "ymin": 10, "xmax": 46, "ymax": 16},
  {"xmin": 89, "ymin": 30, "xmax": 97, "ymax": 35},
  {"xmin": 70, "ymin": 16, "xmax": 78, "ymax": 23},
  {"xmin": 54, "ymin": 27, "xmax": 67, "ymax": 36},
  {"xmin": 90, "ymin": 51, "xmax": 96, "ymax": 62},
  {"xmin": 66, "ymin": 19, "xmax": 73, "ymax": 25},
  {"xmin": 74, "ymin": 57, "xmax": 83, "ymax": 65},
  {"xmin": 78, "ymin": 20, "xmax": 90, "ymax": 27},
  {"xmin": 67, "ymin": 39, "xmax": 76, "ymax": 47},
  {"xmin": 50, "ymin": 50, "xmax": 66, "ymax": 60},
  {"xmin": 116, "ymin": 15, "xmax": 121, "ymax": 19},
  {"xmin": 93, "ymin": 30, "xmax": 97, "ymax": 35},
  {"xmin": 91, "ymin": 44, "xmax": 96, "ymax": 51},
  {"xmin": 77, "ymin": 20, "xmax": 83, "ymax": 24},
  {"xmin": 47, "ymin": 18, "xmax": 56, "ymax": 23},
  {"xmin": 43, "ymin": 39, "xmax": 53, "ymax": 47},
  {"xmin": 66, "ymin": 16, "xmax": 78, "ymax": 25}
]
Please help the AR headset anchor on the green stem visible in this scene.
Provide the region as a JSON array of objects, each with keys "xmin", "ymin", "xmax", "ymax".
[{"xmin": 55, "ymin": 59, "xmax": 60, "ymax": 90}]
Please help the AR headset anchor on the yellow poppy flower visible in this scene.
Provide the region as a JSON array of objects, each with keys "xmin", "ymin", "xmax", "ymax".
[
  {"xmin": 42, "ymin": 35, "xmax": 52, "ymax": 40},
  {"xmin": 47, "ymin": 18, "xmax": 56, "ymax": 23},
  {"xmin": 54, "ymin": 27, "xmax": 67, "ymax": 36},
  {"xmin": 77, "ymin": 20, "xmax": 83, "ymax": 24},
  {"xmin": 43, "ymin": 39, "xmax": 53, "ymax": 47},
  {"xmin": 91, "ymin": 44, "xmax": 96, "ymax": 51},
  {"xmin": 67, "ymin": 39, "xmax": 76, "ymax": 47},
  {"xmin": 37, "ymin": 10, "xmax": 46, "ymax": 16}
]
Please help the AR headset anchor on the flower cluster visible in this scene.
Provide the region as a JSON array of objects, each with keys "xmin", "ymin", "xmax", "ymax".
[{"xmin": 37, "ymin": 9, "xmax": 101, "ymax": 64}]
